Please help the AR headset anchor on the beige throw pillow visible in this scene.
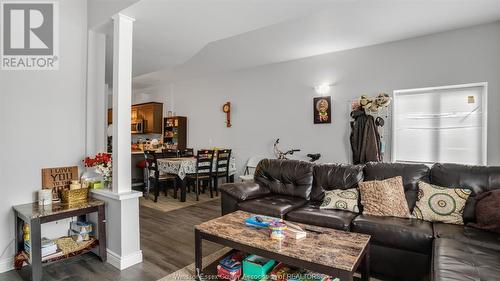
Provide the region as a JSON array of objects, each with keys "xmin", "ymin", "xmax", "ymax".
[
  {"xmin": 320, "ymin": 188, "xmax": 360, "ymax": 213},
  {"xmin": 412, "ymin": 181, "xmax": 471, "ymax": 225},
  {"xmin": 359, "ymin": 176, "xmax": 411, "ymax": 218}
]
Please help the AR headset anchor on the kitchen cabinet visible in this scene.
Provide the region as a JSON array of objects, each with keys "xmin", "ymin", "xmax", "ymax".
[
  {"xmin": 107, "ymin": 102, "xmax": 163, "ymax": 134},
  {"xmin": 137, "ymin": 103, "xmax": 163, "ymax": 134},
  {"xmin": 131, "ymin": 107, "xmax": 139, "ymax": 120},
  {"xmin": 107, "ymin": 108, "xmax": 112, "ymax": 125}
]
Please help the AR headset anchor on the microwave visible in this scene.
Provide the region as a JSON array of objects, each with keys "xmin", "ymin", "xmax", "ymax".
[{"xmin": 131, "ymin": 119, "xmax": 144, "ymax": 134}]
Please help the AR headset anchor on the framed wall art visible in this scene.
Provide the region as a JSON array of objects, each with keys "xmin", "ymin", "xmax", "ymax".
[{"xmin": 313, "ymin": 96, "xmax": 332, "ymax": 124}]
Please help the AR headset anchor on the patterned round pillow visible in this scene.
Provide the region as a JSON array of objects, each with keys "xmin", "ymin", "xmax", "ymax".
[
  {"xmin": 412, "ymin": 181, "xmax": 471, "ymax": 225},
  {"xmin": 320, "ymin": 188, "xmax": 360, "ymax": 213}
]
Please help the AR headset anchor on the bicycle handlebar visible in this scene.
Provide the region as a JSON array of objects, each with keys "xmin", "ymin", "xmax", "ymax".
[{"xmin": 284, "ymin": 149, "xmax": 301, "ymax": 155}]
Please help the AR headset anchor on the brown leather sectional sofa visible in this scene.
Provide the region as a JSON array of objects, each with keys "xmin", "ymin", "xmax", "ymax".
[{"xmin": 220, "ymin": 159, "xmax": 500, "ymax": 281}]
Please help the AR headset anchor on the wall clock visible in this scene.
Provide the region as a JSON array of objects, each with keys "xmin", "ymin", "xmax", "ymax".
[{"xmin": 222, "ymin": 102, "xmax": 231, "ymax": 127}]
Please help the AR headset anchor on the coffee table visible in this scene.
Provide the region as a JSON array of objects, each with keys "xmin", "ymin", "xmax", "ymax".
[{"xmin": 194, "ymin": 210, "xmax": 371, "ymax": 281}]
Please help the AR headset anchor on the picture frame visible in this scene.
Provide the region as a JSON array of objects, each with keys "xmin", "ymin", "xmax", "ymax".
[{"xmin": 313, "ymin": 96, "xmax": 332, "ymax": 124}]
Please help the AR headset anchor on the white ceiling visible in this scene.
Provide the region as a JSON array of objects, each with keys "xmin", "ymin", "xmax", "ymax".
[
  {"xmin": 116, "ymin": 0, "xmax": 500, "ymax": 89},
  {"xmin": 121, "ymin": 0, "xmax": 349, "ymax": 77}
]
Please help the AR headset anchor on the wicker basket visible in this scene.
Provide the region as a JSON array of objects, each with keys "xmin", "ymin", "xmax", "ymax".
[{"xmin": 61, "ymin": 188, "xmax": 89, "ymax": 204}]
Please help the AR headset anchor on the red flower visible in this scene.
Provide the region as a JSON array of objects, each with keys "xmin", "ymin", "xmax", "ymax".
[{"xmin": 83, "ymin": 153, "xmax": 112, "ymax": 167}]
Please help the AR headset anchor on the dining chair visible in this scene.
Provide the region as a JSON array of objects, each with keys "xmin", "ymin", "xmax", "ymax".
[
  {"xmin": 162, "ymin": 148, "xmax": 180, "ymax": 158},
  {"xmin": 180, "ymin": 148, "xmax": 194, "ymax": 157},
  {"xmin": 212, "ymin": 149, "xmax": 232, "ymax": 197},
  {"xmin": 239, "ymin": 156, "xmax": 264, "ymax": 182},
  {"xmin": 185, "ymin": 149, "xmax": 214, "ymax": 200},
  {"xmin": 144, "ymin": 150, "xmax": 178, "ymax": 202}
]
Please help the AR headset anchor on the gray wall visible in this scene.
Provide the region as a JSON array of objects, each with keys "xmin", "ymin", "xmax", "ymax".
[
  {"xmin": 168, "ymin": 21, "xmax": 500, "ymax": 174},
  {"xmin": 0, "ymin": 0, "xmax": 88, "ymax": 272}
]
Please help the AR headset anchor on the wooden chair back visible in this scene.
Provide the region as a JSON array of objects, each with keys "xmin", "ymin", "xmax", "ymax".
[
  {"xmin": 144, "ymin": 150, "xmax": 159, "ymax": 179},
  {"xmin": 214, "ymin": 149, "xmax": 232, "ymax": 178},
  {"xmin": 162, "ymin": 148, "xmax": 180, "ymax": 158},
  {"xmin": 195, "ymin": 149, "xmax": 215, "ymax": 178},
  {"xmin": 180, "ymin": 148, "xmax": 194, "ymax": 157}
]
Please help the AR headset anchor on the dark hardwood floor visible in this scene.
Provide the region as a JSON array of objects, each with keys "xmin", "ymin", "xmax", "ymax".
[{"xmin": 0, "ymin": 199, "xmax": 223, "ymax": 281}]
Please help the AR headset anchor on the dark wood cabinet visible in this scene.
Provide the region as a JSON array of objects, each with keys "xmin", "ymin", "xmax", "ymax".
[
  {"xmin": 164, "ymin": 116, "xmax": 187, "ymax": 150},
  {"xmin": 107, "ymin": 108, "xmax": 112, "ymax": 125},
  {"xmin": 107, "ymin": 102, "xmax": 163, "ymax": 134},
  {"xmin": 137, "ymin": 103, "xmax": 163, "ymax": 134}
]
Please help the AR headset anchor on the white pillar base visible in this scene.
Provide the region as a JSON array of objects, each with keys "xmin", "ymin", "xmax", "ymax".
[
  {"xmin": 91, "ymin": 189, "xmax": 143, "ymax": 270},
  {"xmin": 106, "ymin": 249, "xmax": 143, "ymax": 270}
]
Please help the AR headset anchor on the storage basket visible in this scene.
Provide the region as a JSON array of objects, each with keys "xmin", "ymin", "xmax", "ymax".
[{"xmin": 61, "ymin": 188, "xmax": 89, "ymax": 204}]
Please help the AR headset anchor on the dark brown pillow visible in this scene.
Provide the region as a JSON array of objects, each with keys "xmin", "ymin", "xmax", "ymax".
[{"xmin": 469, "ymin": 189, "xmax": 500, "ymax": 234}]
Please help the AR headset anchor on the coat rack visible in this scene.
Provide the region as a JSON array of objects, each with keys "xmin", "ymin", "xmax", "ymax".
[{"xmin": 348, "ymin": 93, "xmax": 392, "ymax": 163}]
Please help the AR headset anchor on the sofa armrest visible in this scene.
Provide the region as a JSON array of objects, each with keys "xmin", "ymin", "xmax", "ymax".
[{"xmin": 220, "ymin": 181, "xmax": 270, "ymax": 202}]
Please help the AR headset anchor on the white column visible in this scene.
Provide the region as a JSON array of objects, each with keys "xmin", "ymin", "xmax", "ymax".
[
  {"xmin": 91, "ymin": 14, "xmax": 143, "ymax": 271},
  {"xmin": 112, "ymin": 13, "xmax": 134, "ymax": 194},
  {"xmin": 86, "ymin": 30, "xmax": 107, "ymax": 155}
]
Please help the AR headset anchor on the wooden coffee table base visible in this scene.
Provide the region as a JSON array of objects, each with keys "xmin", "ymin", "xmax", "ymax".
[{"xmin": 195, "ymin": 229, "xmax": 371, "ymax": 281}]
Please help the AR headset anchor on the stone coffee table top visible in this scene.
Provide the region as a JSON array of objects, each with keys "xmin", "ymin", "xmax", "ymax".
[{"xmin": 195, "ymin": 210, "xmax": 370, "ymax": 272}]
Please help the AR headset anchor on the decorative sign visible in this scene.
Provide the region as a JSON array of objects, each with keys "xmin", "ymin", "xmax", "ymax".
[
  {"xmin": 42, "ymin": 166, "xmax": 78, "ymax": 200},
  {"xmin": 313, "ymin": 96, "xmax": 332, "ymax": 124}
]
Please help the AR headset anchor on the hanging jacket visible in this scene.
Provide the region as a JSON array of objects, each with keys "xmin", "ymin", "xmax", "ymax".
[{"xmin": 350, "ymin": 110, "xmax": 381, "ymax": 164}]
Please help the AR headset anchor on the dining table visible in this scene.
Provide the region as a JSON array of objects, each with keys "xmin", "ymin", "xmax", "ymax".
[{"xmin": 156, "ymin": 156, "xmax": 237, "ymax": 202}]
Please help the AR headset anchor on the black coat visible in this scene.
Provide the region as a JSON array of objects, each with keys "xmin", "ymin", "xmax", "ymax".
[{"xmin": 350, "ymin": 110, "xmax": 381, "ymax": 164}]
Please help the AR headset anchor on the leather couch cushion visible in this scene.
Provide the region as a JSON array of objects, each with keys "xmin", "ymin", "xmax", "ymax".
[
  {"xmin": 237, "ymin": 195, "xmax": 307, "ymax": 218},
  {"xmin": 285, "ymin": 202, "xmax": 358, "ymax": 231},
  {"xmin": 433, "ymin": 238, "xmax": 500, "ymax": 281},
  {"xmin": 363, "ymin": 162, "xmax": 430, "ymax": 211},
  {"xmin": 220, "ymin": 181, "xmax": 270, "ymax": 201},
  {"xmin": 352, "ymin": 215, "xmax": 433, "ymax": 254},
  {"xmin": 254, "ymin": 159, "xmax": 314, "ymax": 200},
  {"xmin": 431, "ymin": 163, "xmax": 500, "ymax": 224},
  {"xmin": 433, "ymin": 222, "xmax": 500, "ymax": 252},
  {"xmin": 310, "ymin": 163, "xmax": 364, "ymax": 202}
]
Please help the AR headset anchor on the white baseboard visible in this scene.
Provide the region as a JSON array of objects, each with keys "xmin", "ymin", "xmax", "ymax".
[
  {"xmin": 106, "ymin": 249, "xmax": 143, "ymax": 270},
  {"xmin": 0, "ymin": 256, "xmax": 14, "ymax": 274},
  {"xmin": 0, "ymin": 249, "xmax": 143, "ymax": 273}
]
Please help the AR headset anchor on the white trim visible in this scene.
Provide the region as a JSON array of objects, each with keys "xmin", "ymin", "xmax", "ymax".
[
  {"xmin": 482, "ymin": 83, "xmax": 488, "ymax": 164},
  {"xmin": 106, "ymin": 249, "xmax": 143, "ymax": 270},
  {"xmin": 392, "ymin": 82, "xmax": 488, "ymax": 165},
  {"xmin": 91, "ymin": 189, "xmax": 142, "ymax": 201},
  {"xmin": 112, "ymin": 13, "xmax": 136, "ymax": 22},
  {"xmin": 0, "ymin": 257, "xmax": 14, "ymax": 273},
  {"xmin": 391, "ymin": 90, "xmax": 398, "ymax": 163},
  {"xmin": 393, "ymin": 82, "xmax": 488, "ymax": 94}
]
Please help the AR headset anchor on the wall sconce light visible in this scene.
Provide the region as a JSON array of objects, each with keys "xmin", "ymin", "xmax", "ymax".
[{"xmin": 314, "ymin": 83, "xmax": 332, "ymax": 95}]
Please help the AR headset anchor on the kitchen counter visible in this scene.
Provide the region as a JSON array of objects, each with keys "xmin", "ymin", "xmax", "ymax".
[{"xmin": 132, "ymin": 149, "xmax": 163, "ymax": 155}]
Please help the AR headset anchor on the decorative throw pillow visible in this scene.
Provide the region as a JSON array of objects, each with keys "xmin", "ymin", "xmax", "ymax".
[
  {"xmin": 412, "ymin": 181, "xmax": 471, "ymax": 225},
  {"xmin": 469, "ymin": 189, "xmax": 500, "ymax": 234},
  {"xmin": 359, "ymin": 176, "xmax": 411, "ymax": 218},
  {"xmin": 320, "ymin": 188, "xmax": 360, "ymax": 213}
]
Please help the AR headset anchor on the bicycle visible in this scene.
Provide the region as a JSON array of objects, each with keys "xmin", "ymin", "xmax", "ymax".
[{"xmin": 273, "ymin": 139, "xmax": 321, "ymax": 162}]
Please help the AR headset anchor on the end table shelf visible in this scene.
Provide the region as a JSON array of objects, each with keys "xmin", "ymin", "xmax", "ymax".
[{"xmin": 13, "ymin": 199, "xmax": 107, "ymax": 281}]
